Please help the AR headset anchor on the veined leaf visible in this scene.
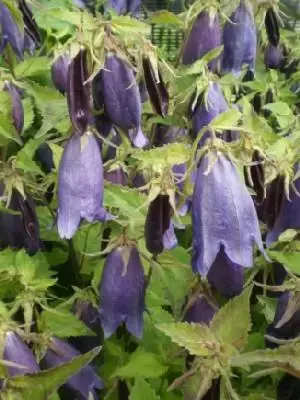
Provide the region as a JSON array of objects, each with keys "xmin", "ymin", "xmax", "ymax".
[
  {"xmin": 211, "ymin": 285, "xmax": 252, "ymax": 351},
  {"xmin": 5, "ymin": 347, "xmax": 101, "ymax": 400},
  {"xmin": 129, "ymin": 378, "xmax": 160, "ymax": 400},
  {"xmin": 157, "ymin": 322, "xmax": 217, "ymax": 357},
  {"xmin": 209, "ymin": 109, "xmax": 241, "ymax": 131},
  {"xmin": 15, "ymin": 138, "xmax": 45, "ymax": 175},
  {"xmin": 268, "ymin": 250, "xmax": 300, "ymax": 275},
  {"xmin": 14, "ymin": 57, "xmax": 50, "ymax": 79}
]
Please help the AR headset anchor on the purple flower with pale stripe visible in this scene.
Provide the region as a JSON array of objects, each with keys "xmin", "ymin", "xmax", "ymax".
[
  {"xmin": 57, "ymin": 131, "xmax": 112, "ymax": 239},
  {"xmin": 99, "ymin": 245, "xmax": 146, "ymax": 338},
  {"xmin": 192, "ymin": 152, "xmax": 266, "ymax": 277}
]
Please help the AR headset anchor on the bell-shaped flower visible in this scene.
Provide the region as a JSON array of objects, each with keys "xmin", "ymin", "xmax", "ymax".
[
  {"xmin": 41, "ymin": 337, "xmax": 103, "ymax": 399},
  {"xmin": 104, "ymin": 167, "xmax": 127, "ymax": 186},
  {"xmin": 264, "ymin": 44, "xmax": 283, "ymax": 70},
  {"xmin": 0, "ymin": 3, "xmax": 24, "ymax": 60},
  {"xmin": 51, "ymin": 54, "xmax": 70, "ymax": 95},
  {"xmin": 192, "ymin": 82, "xmax": 228, "ymax": 144},
  {"xmin": 99, "ymin": 245, "xmax": 146, "ymax": 338},
  {"xmin": 266, "ymin": 174, "xmax": 300, "ymax": 246},
  {"xmin": 4, "ymin": 82, "xmax": 24, "ymax": 134},
  {"xmin": 222, "ymin": 0, "xmax": 256, "ymax": 76},
  {"xmin": 57, "ymin": 131, "xmax": 112, "ymax": 240},
  {"xmin": 182, "ymin": 9, "xmax": 221, "ymax": 72},
  {"xmin": 183, "ymin": 294, "xmax": 218, "ymax": 324},
  {"xmin": 192, "ymin": 151, "xmax": 266, "ymax": 277},
  {"xmin": 3, "ymin": 331, "xmax": 39, "ymax": 377}
]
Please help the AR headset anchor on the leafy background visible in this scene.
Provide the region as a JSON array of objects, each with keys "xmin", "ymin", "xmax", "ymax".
[{"xmin": 0, "ymin": 0, "xmax": 300, "ymax": 399}]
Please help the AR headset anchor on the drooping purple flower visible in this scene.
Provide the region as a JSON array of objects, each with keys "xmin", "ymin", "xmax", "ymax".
[
  {"xmin": 266, "ymin": 292, "xmax": 300, "ymax": 348},
  {"xmin": 0, "ymin": 3, "xmax": 24, "ymax": 60},
  {"xmin": 207, "ymin": 247, "xmax": 244, "ymax": 298},
  {"xmin": 0, "ymin": 184, "xmax": 40, "ymax": 254},
  {"xmin": 51, "ymin": 54, "xmax": 71, "ymax": 95},
  {"xmin": 192, "ymin": 82, "xmax": 228, "ymax": 143},
  {"xmin": 18, "ymin": 0, "xmax": 41, "ymax": 54},
  {"xmin": 266, "ymin": 173, "xmax": 300, "ymax": 246},
  {"xmin": 182, "ymin": 9, "xmax": 221, "ymax": 72},
  {"xmin": 264, "ymin": 44, "xmax": 283, "ymax": 70},
  {"xmin": 222, "ymin": 0, "xmax": 257, "ymax": 76},
  {"xmin": 183, "ymin": 294, "xmax": 218, "ymax": 324},
  {"xmin": 127, "ymin": 0, "xmax": 141, "ymax": 15},
  {"xmin": 57, "ymin": 132, "xmax": 112, "ymax": 240},
  {"xmin": 145, "ymin": 194, "xmax": 177, "ymax": 255},
  {"xmin": 105, "ymin": 0, "xmax": 127, "ymax": 14},
  {"xmin": 99, "ymin": 245, "xmax": 146, "ymax": 338},
  {"xmin": 24, "ymin": 31, "xmax": 36, "ymax": 55},
  {"xmin": 4, "ymin": 81, "xmax": 24, "ymax": 134},
  {"xmin": 41, "ymin": 337, "xmax": 103, "ymax": 399},
  {"xmin": 101, "ymin": 54, "xmax": 148, "ymax": 148},
  {"xmin": 3, "ymin": 331, "xmax": 39, "ymax": 377},
  {"xmin": 104, "ymin": 168, "xmax": 127, "ymax": 186},
  {"xmin": 192, "ymin": 152, "xmax": 266, "ymax": 277}
]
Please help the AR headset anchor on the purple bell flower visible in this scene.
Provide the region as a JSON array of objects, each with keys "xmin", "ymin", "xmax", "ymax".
[
  {"xmin": 57, "ymin": 131, "xmax": 111, "ymax": 240},
  {"xmin": 264, "ymin": 43, "xmax": 283, "ymax": 70},
  {"xmin": 222, "ymin": 0, "xmax": 256, "ymax": 76},
  {"xmin": 0, "ymin": 3, "xmax": 24, "ymax": 60},
  {"xmin": 192, "ymin": 82, "xmax": 228, "ymax": 143},
  {"xmin": 192, "ymin": 152, "xmax": 266, "ymax": 277},
  {"xmin": 182, "ymin": 9, "xmax": 221, "ymax": 72},
  {"xmin": 266, "ymin": 292, "xmax": 300, "ymax": 348},
  {"xmin": 4, "ymin": 81, "xmax": 24, "ymax": 134},
  {"xmin": 99, "ymin": 245, "xmax": 146, "ymax": 339},
  {"xmin": 42, "ymin": 337, "xmax": 103, "ymax": 399},
  {"xmin": 266, "ymin": 174, "xmax": 300, "ymax": 246},
  {"xmin": 183, "ymin": 294, "xmax": 218, "ymax": 324},
  {"xmin": 51, "ymin": 54, "xmax": 71, "ymax": 95},
  {"xmin": 207, "ymin": 247, "xmax": 245, "ymax": 298},
  {"xmin": 104, "ymin": 168, "xmax": 127, "ymax": 186},
  {"xmin": 3, "ymin": 331, "xmax": 39, "ymax": 377}
]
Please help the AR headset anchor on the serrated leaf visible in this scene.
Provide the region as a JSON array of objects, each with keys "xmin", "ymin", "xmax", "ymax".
[
  {"xmin": 211, "ymin": 286, "xmax": 252, "ymax": 350},
  {"xmin": 5, "ymin": 346, "xmax": 101, "ymax": 400},
  {"xmin": 262, "ymin": 102, "xmax": 291, "ymax": 116},
  {"xmin": 157, "ymin": 322, "xmax": 216, "ymax": 356},
  {"xmin": 111, "ymin": 15, "xmax": 150, "ymax": 35},
  {"xmin": 112, "ymin": 348, "xmax": 168, "ymax": 378},
  {"xmin": 48, "ymin": 143, "xmax": 63, "ymax": 170},
  {"xmin": 14, "ymin": 57, "xmax": 50, "ymax": 79},
  {"xmin": 210, "ymin": 109, "xmax": 241, "ymax": 131},
  {"xmin": 231, "ymin": 343, "xmax": 300, "ymax": 377},
  {"xmin": 39, "ymin": 309, "xmax": 96, "ymax": 338},
  {"xmin": 22, "ymin": 98, "xmax": 35, "ymax": 132},
  {"xmin": 15, "ymin": 138, "xmax": 45, "ymax": 174},
  {"xmin": 147, "ymin": 11, "xmax": 183, "ymax": 26},
  {"xmin": 129, "ymin": 378, "xmax": 160, "ymax": 400},
  {"xmin": 268, "ymin": 250, "xmax": 300, "ymax": 274},
  {"xmin": 132, "ymin": 143, "xmax": 190, "ymax": 171},
  {"xmin": 0, "ymin": 114, "xmax": 22, "ymax": 145}
]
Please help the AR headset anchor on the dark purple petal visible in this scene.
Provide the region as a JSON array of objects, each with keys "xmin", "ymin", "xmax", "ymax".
[
  {"xmin": 104, "ymin": 168, "xmax": 127, "ymax": 185},
  {"xmin": 105, "ymin": 0, "xmax": 127, "ymax": 14},
  {"xmin": 192, "ymin": 82, "xmax": 228, "ymax": 142},
  {"xmin": 24, "ymin": 31, "xmax": 36, "ymax": 55},
  {"xmin": 42, "ymin": 337, "xmax": 103, "ymax": 399},
  {"xmin": 4, "ymin": 332, "xmax": 39, "ymax": 376},
  {"xmin": 266, "ymin": 175, "xmax": 300, "ymax": 246},
  {"xmin": 222, "ymin": 0, "xmax": 256, "ymax": 76},
  {"xmin": 192, "ymin": 152, "xmax": 266, "ymax": 276},
  {"xmin": 51, "ymin": 54, "xmax": 71, "ymax": 95},
  {"xmin": 207, "ymin": 247, "xmax": 244, "ymax": 298},
  {"xmin": 266, "ymin": 292, "xmax": 300, "ymax": 348},
  {"xmin": 182, "ymin": 10, "xmax": 221, "ymax": 72},
  {"xmin": 127, "ymin": 0, "xmax": 141, "ymax": 15},
  {"xmin": 101, "ymin": 54, "xmax": 148, "ymax": 148},
  {"xmin": 0, "ymin": 3, "xmax": 24, "ymax": 60},
  {"xmin": 57, "ymin": 132, "xmax": 111, "ymax": 239},
  {"xmin": 183, "ymin": 294, "xmax": 218, "ymax": 324},
  {"xmin": 99, "ymin": 246, "xmax": 145, "ymax": 338},
  {"xmin": 264, "ymin": 44, "xmax": 283, "ymax": 70},
  {"xmin": 4, "ymin": 81, "xmax": 24, "ymax": 134}
]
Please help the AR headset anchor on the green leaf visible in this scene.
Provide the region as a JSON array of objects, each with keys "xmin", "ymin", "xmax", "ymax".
[
  {"xmin": 157, "ymin": 322, "xmax": 216, "ymax": 357},
  {"xmin": 210, "ymin": 109, "xmax": 241, "ymax": 131},
  {"xmin": 211, "ymin": 286, "xmax": 252, "ymax": 350},
  {"xmin": 112, "ymin": 348, "xmax": 168, "ymax": 379},
  {"xmin": 14, "ymin": 57, "xmax": 50, "ymax": 79},
  {"xmin": 263, "ymin": 102, "xmax": 291, "ymax": 116},
  {"xmin": 129, "ymin": 378, "xmax": 160, "ymax": 400},
  {"xmin": 268, "ymin": 250, "xmax": 300, "ymax": 274},
  {"xmin": 15, "ymin": 138, "xmax": 45, "ymax": 174},
  {"xmin": 147, "ymin": 11, "xmax": 183, "ymax": 26},
  {"xmin": 0, "ymin": 114, "xmax": 22, "ymax": 145},
  {"xmin": 231, "ymin": 343, "xmax": 300, "ymax": 377},
  {"xmin": 5, "ymin": 346, "xmax": 101, "ymax": 399},
  {"xmin": 48, "ymin": 143, "xmax": 63, "ymax": 170},
  {"xmin": 39, "ymin": 309, "xmax": 96, "ymax": 338},
  {"xmin": 22, "ymin": 98, "xmax": 35, "ymax": 133}
]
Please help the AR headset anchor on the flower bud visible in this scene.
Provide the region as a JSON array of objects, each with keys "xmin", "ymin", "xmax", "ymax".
[
  {"xmin": 4, "ymin": 82, "xmax": 24, "ymax": 134},
  {"xmin": 99, "ymin": 245, "xmax": 146, "ymax": 338},
  {"xmin": 0, "ymin": 3, "xmax": 24, "ymax": 60},
  {"xmin": 51, "ymin": 54, "xmax": 71, "ymax": 95}
]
